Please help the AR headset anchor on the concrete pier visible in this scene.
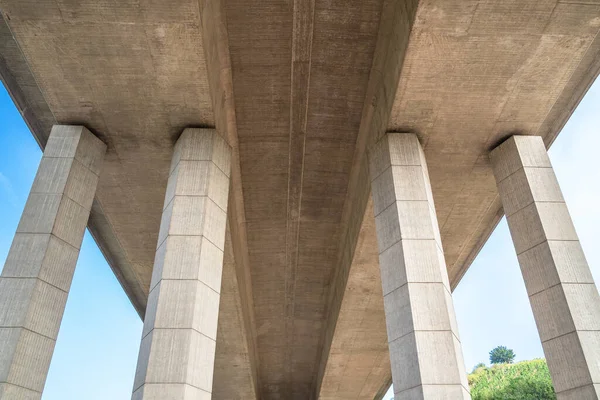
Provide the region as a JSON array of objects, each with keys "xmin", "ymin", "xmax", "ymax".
[
  {"xmin": 0, "ymin": 125, "xmax": 106, "ymax": 399},
  {"xmin": 132, "ymin": 128, "xmax": 231, "ymax": 399},
  {"xmin": 368, "ymin": 133, "xmax": 470, "ymax": 400},
  {"xmin": 491, "ymin": 135, "xmax": 600, "ymax": 399}
]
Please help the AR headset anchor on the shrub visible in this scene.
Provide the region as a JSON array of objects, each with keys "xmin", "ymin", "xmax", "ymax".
[
  {"xmin": 472, "ymin": 362, "xmax": 486, "ymax": 373},
  {"xmin": 469, "ymin": 359, "xmax": 555, "ymax": 400}
]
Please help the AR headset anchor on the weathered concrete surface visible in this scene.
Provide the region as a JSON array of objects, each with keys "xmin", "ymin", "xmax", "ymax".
[
  {"xmin": 213, "ymin": 222, "xmax": 257, "ymax": 400},
  {"xmin": 198, "ymin": 1, "xmax": 262, "ymax": 394},
  {"xmin": 314, "ymin": 1, "xmax": 420, "ymax": 398},
  {"xmin": 369, "ymin": 133, "xmax": 469, "ymax": 399},
  {"xmin": 0, "ymin": 125, "xmax": 105, "ymax": 398},
  {"xmin": 318, "ymin": 198, "xmax": 391, "ymax": 400},
  {"xmin": 132, "ymin": 129, "xmax": 230, "ymax": 399},
  {"xmin": 222, "ymin": 0, "xmax": 390, "ymax": 397},
  {"xmin": 491, "ymin": 136, "xmax": 600, "ymax": 399},
  {"xmin": 1, "ymin": 0, "xmax": 600, "ymax": 399}
]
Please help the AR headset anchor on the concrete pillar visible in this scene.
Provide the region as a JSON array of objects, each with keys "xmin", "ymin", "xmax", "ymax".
[
  {"xmin": 368, "ymin": 133, "xmax": 470, "ymax": 400},
  {"xmin": 0, "ymin": 125, "xmax": 106, "ymax": 399},
  {"xmin": 491, "ymin": 135, "xmax": 600, "ymax": 399},
  {"xmin": 132, "ymin": 128, "xmax": 231, "ymax": 400}
]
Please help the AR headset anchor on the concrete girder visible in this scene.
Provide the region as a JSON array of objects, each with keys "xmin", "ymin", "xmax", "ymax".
[
  {"xmin": 314, "ymin": 1, "xmax": 419, "ymax": 398},
  {"xmin": 199, "ymin": 0, "xmax": 261, "ymax": 397}
]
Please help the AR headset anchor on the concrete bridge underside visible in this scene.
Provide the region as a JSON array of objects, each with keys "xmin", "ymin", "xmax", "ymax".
[{"xmin": 1, "ymin": 0, "xmax": 600, "ymax": 399}]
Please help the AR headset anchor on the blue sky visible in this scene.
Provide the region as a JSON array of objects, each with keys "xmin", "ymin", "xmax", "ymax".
[{"xmin": 0, "ymin": 77, "xmax": 599, "ymax": 399}]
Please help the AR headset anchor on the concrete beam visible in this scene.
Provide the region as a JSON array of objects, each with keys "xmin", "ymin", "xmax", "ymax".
[
  {"xmin": 316, "ymin": 198, "xmax": 391, "ymax": 400},
  {"xmin": 491, "ymin": 135, "xmax": 600, "ymax": 399},
  {"xmin": 212, "ymin": 222, "xmax": 257, "ymax": 398},
  {"xmin": 131, "ymin": 128, "xmax": 230, "ymax": 399},
  {"xmin": 369, "ymin": 133, "xmax": 470, "ymax": 399},
  {"xmin": 0, "ymin": 125, "xmax": 106, "ymax": 399},
  {"xmin": 282, "ymin": 0, "xmax": 315, "ymax": 393},
  {"xmin": 313, "ymin": 1, "xmax": 419, "ymax": 397},
  {"xmin": 198, "ymin": 1, "xmax": 260, "ymax": 396}
]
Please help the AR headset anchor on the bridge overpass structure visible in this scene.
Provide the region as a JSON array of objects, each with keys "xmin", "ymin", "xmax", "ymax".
[{"xmin": 1, "ymin": 1, "xmax": 600, "ymax": 399}]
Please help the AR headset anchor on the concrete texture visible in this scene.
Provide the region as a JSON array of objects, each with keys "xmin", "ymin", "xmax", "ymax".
[
  {"xmin": 1, "ymin": 1, "xmax": 600, "ymax": 398},
  {"xmin": 369, "ymin": 133, "xmax": 469, "ymax": 399},
  {"xmin": 317, "ymin": 198, "xmax": 390, "ymax": 400},
  {"xmin": 491, "ymin": 135, "xmax": 600, "ymax": 398},
  {"xmin": 212, "ymin": 222, "xmax": 257, "ymax": 399},
  {"xmin": 0, "ymin": 125, "xmax": 105, "ymax": 398},
  {"xmin": 132, "ymin": 129, "xmax": 230, "ymax": 399}
]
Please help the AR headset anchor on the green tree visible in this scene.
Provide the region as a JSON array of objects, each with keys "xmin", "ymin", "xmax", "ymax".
[
  {"xmin": 469, "ymin": 359, "xmax": 555, "ymax": 400},
  {"xmin": 489, "ymin": 345, "xmax": 515, "ymax": 364}
]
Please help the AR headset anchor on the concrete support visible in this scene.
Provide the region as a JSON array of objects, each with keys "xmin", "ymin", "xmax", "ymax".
[
  {"xmin": 368, "ymin": 133, "xmax": 470, "ymax": 400},
  {"xmin": 491, "ymin": 135, "xmax": 600, "ymax": 399},
  {"xmin": 0, "ymin": 125, "xmax": 106, "ymax": 399},
  {"xmin": 132, "ymin": 128, "xmax": 231, "ymax": 400}
]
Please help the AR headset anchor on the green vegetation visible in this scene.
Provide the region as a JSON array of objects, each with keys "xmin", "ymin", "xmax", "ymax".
[
  {"xmin": 468, "ymin": 359, "xmax": 555, "ymax": 400},
  {"xmin": 489, "ymin": 345, "xmax": 516, "ymax": 364},
  {"xmin": 472, "ymin": 362, "xmax": 486, "ymax": 372}
]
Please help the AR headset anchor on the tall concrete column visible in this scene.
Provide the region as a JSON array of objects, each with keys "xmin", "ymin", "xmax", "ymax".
[
  {"xmin": 0, "ymin": 125, "xmax": 106, "ymax": 399},
  {"xmin": 132, "ymin": 128, "xmax": 231, "ymax": 400},
  {"xmin": 368, "ymin": 133, "xmax": 470, "ymax": 400},
  {"xmin": 491, "ymin": 135, "xmax": 600, "ymax": 399}
]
